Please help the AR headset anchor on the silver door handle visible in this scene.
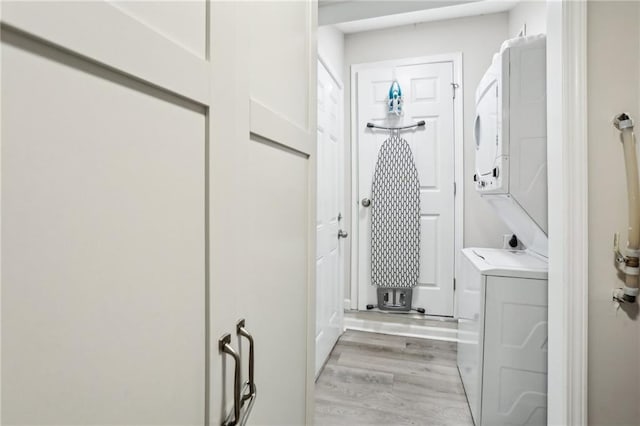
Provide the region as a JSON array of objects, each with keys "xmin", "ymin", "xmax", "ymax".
[
  {"xmin": 338, "ymin": 230, "xmax": 348, "ymax": 239},
  {"xmin": 219, "ymin": 333, "xmax": 241, "ymax": 426},
  {"xmin": 236, "ymin": 319, "xmax": 256, "ymax": 399},
  {"xmin": 220, "ymin": 327, "xmax": 257, "ymax": 426},
  {"xmin": 361, "ymin": 198, "xmax": 371, "ymax": 207}
]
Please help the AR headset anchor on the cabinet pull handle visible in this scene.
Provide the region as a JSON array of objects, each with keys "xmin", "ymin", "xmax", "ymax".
[
  {"xmin": 236, "ymin": 319, "xmax": 256, "ymax": 399},
  {"xmin": 219, "ymin": 325, "xmax": 257, "ymax": 426},
  {"xmin": 219, "ymin": 333, "xmax": 241, "ymax": 426}
]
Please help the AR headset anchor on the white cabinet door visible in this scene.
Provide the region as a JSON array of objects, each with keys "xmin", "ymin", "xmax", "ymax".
[
  {"xmin": 1, "ymin": 2, "xmax": 208, "ymax": 424},
  {"xmin": 208, "ymin": 1, "xmax": 316, "ymax": 425},
  {"xmin": 482, "ymin": 276, "xmax": 548, "ymax": 426},
  {"xmin": 356, "ymin": 60, "xmax": 455, "ymax": 316},
  {"xmin": 1, "ymin": 2, "xmax": 316, "ymax": 425},
  {"xmin": 316, "ymin": 60, "xmax": 344, "ymax": 376}
]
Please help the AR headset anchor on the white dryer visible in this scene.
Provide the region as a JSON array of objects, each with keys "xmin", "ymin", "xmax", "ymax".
[
  {"xmin": 473, "ymin": 34, "xmax": 547, "ymax": 257},
  {"xmin": 458, "ymin": 34, "xmax": 548, "ymax": 426}
]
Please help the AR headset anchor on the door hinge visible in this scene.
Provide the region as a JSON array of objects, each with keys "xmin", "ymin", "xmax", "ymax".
[
  {"xmin": 454, "ymin": 278, "xmax": 456, "ymax": 291},
  {"xmin": 453, "ymin": 182, "xmax": 457, "ymax": 195},
  {"xmin": 451, "ymin": 82, "xmax": 459, "ymax": 99}
]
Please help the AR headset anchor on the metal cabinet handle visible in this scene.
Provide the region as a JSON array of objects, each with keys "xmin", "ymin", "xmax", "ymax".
[
  {"xmin": 236, "ymin": 319, "xmax": 255, "ymax": 399},
  {"xmin": 338, "ymin": 230, "xmax": 348, "ymax": 239},
  {"xmin": 219, "ymin": 333, "xmax": 241, "ymax": 426},
  {"xmin": 361, "ymin": 198, "xmax": 371, "ymax": 207},
  {"xmin": 219, "ymin": 323, "xmax": 257, "ymax": 426}
]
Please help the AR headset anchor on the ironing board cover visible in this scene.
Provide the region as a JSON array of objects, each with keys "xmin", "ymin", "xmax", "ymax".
[{"xmin": 371, "ymin": 134, "xmax": 421, "ymax": 288}]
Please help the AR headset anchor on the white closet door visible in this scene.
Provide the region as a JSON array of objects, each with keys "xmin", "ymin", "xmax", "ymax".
[
  {"xmin": 1, "ymin": 2, "xmax": 208, "ymax": 424},
  {"xmin": 316, "ymin": 60, "xmax": 344, "ymax": 376},
  {"xmin": 208, "ymin": 1, "xmax": 316, "ymax": 425},
  {"xmin": 2, "ymin": 2, "xmax": 316, "ymax": 425}
]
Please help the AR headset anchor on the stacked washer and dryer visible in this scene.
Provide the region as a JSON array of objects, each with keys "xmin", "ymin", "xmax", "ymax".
[{"xmin": 457, "ymin": 35, "xmax": 549, "ymax": 426}]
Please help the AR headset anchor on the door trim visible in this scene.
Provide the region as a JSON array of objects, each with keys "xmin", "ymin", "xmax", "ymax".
[
  {"xmin": 348, "ymin": 53, "xmax": 464, "ymax": 313},
  {"xmin": 305, "ymin": 4, "xmax": 318, "ymax": 426},
  {"xmin": 546, "ymin": 1, "xmax": 588, "ymax": 425}
]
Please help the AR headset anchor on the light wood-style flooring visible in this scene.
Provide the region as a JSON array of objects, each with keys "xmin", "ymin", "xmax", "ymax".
[{"xmin": 315, "ymin": 330, "xmax": 473, "ymax": 426}]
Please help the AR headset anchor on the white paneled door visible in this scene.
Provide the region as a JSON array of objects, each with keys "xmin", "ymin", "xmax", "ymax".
[
  {"xmin": 1, "ymin": 2, "xmax": 208, "ymax": 424},
  {"xmin": 2, "ymin": 1, "xmax": 315, "ymax": 425},
  {"xmin": 356, "ymin": 60, "xmax": 456, "ymax": 316},
  {"xmin": 316, "ymin": 60, "xmax": 344, "ymax": 376}
]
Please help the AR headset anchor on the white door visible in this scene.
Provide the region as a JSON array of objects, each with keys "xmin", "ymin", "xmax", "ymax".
[
  {"xmin": 209, "ymin": 2, "xmax": 316, "ymax": 425},
  {"xmin": 316, "ymin": 60, "xmax": 344, "ymax": 376},
  {"xmin": 356, "ymin": 60, "xmax": 456, "ymax": 316},
  {"xmin": 1, "ymin": 2, "xmax": 208, "ymax": 424},
  {"xmin": 2, "ymin": 2, "xmax": 316, "ymax": 425}
]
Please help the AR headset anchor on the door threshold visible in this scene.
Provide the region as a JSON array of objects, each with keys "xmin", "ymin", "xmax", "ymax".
[{"xmin": 343, "ymin": 310, "xmax": 458, "ymax": 342}]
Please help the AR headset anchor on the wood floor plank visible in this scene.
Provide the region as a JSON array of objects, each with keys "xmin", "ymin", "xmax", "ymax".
[
  {"xmin": 335, "ymin": 342, "xmax": 458, "ymax": 368},
  {"xmin": 318, "ymin": 363, "xmax": 395, "ymax": 386},
  {"xmin": 338, "ymin": 330, "xmax": 408, "ymax": 351},
  {"xmin": 315, "ymin": 400, "xmax": 438, "ymax": 426},
  {"xmin": 315, "ymin": 330, "xmax": 473, "ymax": 426},
  {"xmin": 392, "ymin": 372, "xmax": 467, "ymax": 400},
  {"xmin": 337, "ymin": 352, "xmax": 461, "ymax": 381}
]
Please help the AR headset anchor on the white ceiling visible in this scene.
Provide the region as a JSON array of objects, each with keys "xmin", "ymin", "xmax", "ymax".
[
  {"xmin": 319, "ymin": 0, "xmax": 520, "ymax": 34},
  {"xmin": 319, "ymin": 1, "xmax": 477, "ymax": 25}
]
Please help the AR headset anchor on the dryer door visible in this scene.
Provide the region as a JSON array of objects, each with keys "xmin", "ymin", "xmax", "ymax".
[{"xmin": 474, "ymin": 69, "xmax": 506, "ymax": 194}]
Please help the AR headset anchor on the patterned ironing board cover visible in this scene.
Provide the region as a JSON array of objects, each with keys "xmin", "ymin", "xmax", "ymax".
[{"xmin": 371, "ymin": 135, "xmax": 421, "ymax": 288}]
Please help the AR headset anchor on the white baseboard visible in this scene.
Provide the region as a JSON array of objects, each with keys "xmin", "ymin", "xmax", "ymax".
[
  {"xmin": 343, "ymin": 313, "xmax": 458, "ymax": 342},
  {"xmin": 343, "ymin": 298, "xmax": 351, "ymax": 310}
]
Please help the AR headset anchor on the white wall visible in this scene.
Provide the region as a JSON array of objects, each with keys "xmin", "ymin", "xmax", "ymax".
[
  {"xmin": 318, "ymin": 25, "xmax": 344, "ymax": 85},
  {"xmin": 508, "ymin": 0, "xmax": 547, "ymax": 38},
  {"xmin": 587, "ymin": 2, "xmax": 640, "ymax": 424}
]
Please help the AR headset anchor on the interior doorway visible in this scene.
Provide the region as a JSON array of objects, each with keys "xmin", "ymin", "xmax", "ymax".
[{"xmin": 351, "ymin": 55, "xmax": 463, "ymax": 317}]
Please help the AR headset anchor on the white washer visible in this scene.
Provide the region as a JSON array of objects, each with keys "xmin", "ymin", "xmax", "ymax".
[
  {"xmin": 458, "ymin": 35, "xmax": 548, "ymax": 426},
  {"xmin": 458, "ymin": 248, "xmax": 548, "ymax": 426}
]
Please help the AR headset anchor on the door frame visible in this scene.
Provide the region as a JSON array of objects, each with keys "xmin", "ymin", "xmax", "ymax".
[
  {"xmin": 343, "ymin": 2, "xmax": 591, "ymax": 422},
  {"xmin": 349, "ymin": 53, "xmax": 464, "ymax": 313},
  {"xmin": 546, "ymin": 0, "xmax": 588, "ymax": 424}
]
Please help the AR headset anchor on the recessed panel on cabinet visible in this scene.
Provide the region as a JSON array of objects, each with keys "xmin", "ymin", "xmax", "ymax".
[{"xmin": 2, "ymin": 32, "xmax": 206, "ymax": 425}]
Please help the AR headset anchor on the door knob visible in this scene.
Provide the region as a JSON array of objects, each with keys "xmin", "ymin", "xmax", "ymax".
[
  {"xmin": 338, "ymin": 230, "xmax": 348, "ymax": 239},
  {"xmin": 361, "ymin": 198, "xmax": 371, "ymax": 207}
]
